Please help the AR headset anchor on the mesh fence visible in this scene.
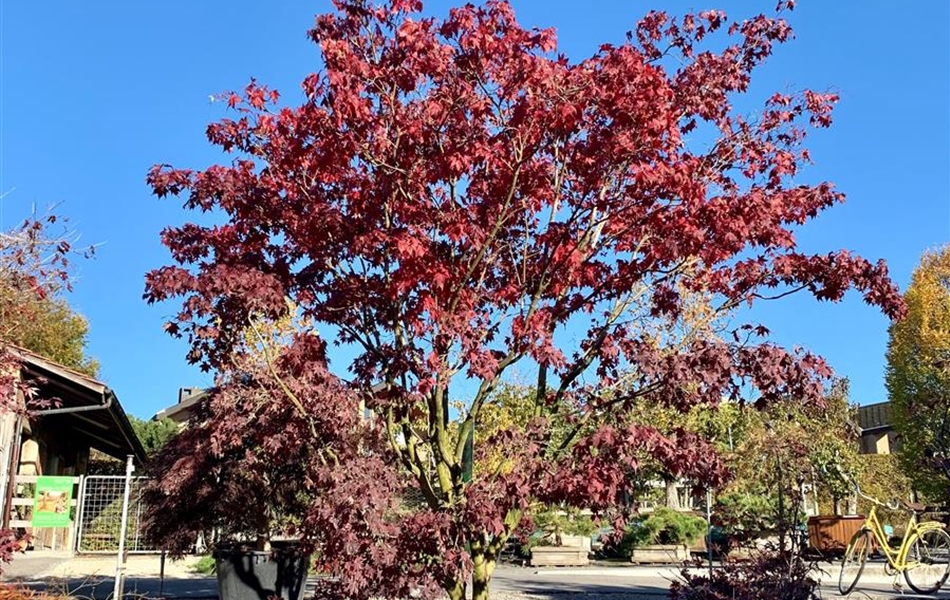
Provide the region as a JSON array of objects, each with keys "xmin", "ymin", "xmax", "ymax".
[{"xmin": 76, "ymin": 476, "xmax": 156, "ymax": 553}]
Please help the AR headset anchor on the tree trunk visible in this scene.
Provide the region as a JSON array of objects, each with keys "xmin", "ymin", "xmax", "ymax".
[
  {"xmin": 472, "ymin": 550, "xmax": 495, "ymax": 600},
  {"xmin": 665, "ymin": 479, "xmax": 680, "ymax": 510},
  {"xmin": 846, "ymin": 493, "xmax": 857, "ymax": 516},
  {"xmin": 445, "ymin": 578, "xmax": 465, "ymax": 600}
]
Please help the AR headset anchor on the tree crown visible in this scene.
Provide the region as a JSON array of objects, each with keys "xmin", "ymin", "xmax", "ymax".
[{"xmin": 144, "ymin": 2, "xmax": 904, "ymax": 597}]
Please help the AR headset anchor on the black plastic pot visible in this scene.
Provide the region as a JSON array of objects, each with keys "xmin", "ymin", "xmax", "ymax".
[{"xmin": 213, "ymin": 544, "xmax": 309, "ymax": 600}]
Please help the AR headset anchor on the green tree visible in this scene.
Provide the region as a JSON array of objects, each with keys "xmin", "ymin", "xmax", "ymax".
[
  {"xmin": 886, "ymin": 245, "xmax": 950, "ymax": 500},
  {"xmin": 854, "ymin": 453, "xmax": 914, "ymax": 526},
  {"xmin": 0, "ymin": 276, "xmax": 99, "ymax": 377},
  {"xmin": 785, "ymin": 379, "xmax": 862, "ymax": 513},
  {"xmin": 88, "ymin": 417, "xmax": 180, "ymax": 475},
  {"xmin": 628, "ymin": 400, "xmax": 748, "ymax": 508},
  {"xmin": 707, "ymin": 379, "xmax": 861, "ymax": 548},
  {"xmin": 130, "ymin": 416, "xmax": 179, "ymax": 456}
]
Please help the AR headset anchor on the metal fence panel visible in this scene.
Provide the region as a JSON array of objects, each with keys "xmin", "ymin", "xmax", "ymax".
[{"xmin": 75, "ymin": 475, "xmax": 156, "ymax": 554}]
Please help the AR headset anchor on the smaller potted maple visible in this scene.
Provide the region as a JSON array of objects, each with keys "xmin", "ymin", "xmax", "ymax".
[
  {"xmin": 141, "ymin": 371, "xmax": 317, "ymax": 600},
  {"xmin": 626, "ymin": 508, "xmax": 706, "ymax": 564},
  {"xmin": 527, "ymin": 506, "xmax": 597, "ymax": 567}
]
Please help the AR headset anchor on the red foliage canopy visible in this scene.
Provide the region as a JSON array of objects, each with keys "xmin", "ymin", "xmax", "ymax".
[{"xmin": 145, "ymin": 1, "xmax": 904, "ymax": 597}]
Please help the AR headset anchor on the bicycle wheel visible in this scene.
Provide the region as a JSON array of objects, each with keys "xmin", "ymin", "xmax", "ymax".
[
  {"xmin": 904, "ymin": 528, "xmax": 950, "ymax": 594},
  {"xmin": 839, "ymin": 529, "xmax": 871, "ymax": 595}
]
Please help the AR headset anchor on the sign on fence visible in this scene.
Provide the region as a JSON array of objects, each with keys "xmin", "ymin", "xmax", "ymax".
[{"xmin": 32, "ymin": 476, "xmax": 74, "ymax": 527}]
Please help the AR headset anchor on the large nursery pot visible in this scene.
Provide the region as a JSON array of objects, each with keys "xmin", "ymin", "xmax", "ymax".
[
  {"xmin": 626, "ymin": 508, "xmax": 707, "ymax": 564},
  {"xmin": 529, "ymin": 544, "xmax": 591, "ymax": 567},
  {"xmin": 630, "ymin": 543, "xmax": 690, "ymax": 564},
  {"xmin": 806, "ymin": 515, "xmax": 867, "ymax": 555},
  {"xmin": 213, "ymin": 542, "xmax": 309, "ymax": 600}
]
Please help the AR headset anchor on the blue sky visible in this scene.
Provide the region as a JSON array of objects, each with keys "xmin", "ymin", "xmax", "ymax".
[{"xmin": 2, "ymin": 1, "xmax": 947, "ymax": 419}]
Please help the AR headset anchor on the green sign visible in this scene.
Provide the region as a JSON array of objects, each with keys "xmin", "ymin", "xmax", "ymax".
[{"xmin": 32, "ymin": 476, "xmax": 74, "ymax": 527}]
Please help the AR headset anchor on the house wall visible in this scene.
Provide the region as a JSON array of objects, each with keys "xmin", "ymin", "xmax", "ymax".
[
  {"xmin": 20, "ymin": 420, "xmax": 89, "ymax": 477},
  {"xmin": 859, "ymin": 430, "xmax": 899, "ymax": 455},
  {"xmin": 0, "ymin": 411, "xmax": 19, "ymax": 529},
  {"xmin": 859, "ymin": 432, "xmax": 882, "ymax": 454},
  {"xmin": 874, "ymin": 433, "xmax": 890, "ymax": 455},
  {"xmin": 11, "ymin": 421, "xmax": 90, "ymax": 552}
]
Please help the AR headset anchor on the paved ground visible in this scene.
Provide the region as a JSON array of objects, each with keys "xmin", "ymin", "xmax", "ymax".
[
  {"xmin": 2, "ymin": 554, "xmax": 206, "ymax": 580},
  {"xmin": 513, "ymin": 563, "xmax": 950, "ymax": 599},
  {"xmin": 2, "ymin": 553, "xmax": 949, "ymax": 599}
]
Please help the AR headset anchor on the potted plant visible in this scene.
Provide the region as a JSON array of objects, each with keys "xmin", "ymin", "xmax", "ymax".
[
  {"xmin": 527, "ymin": 506, "xmax": 597, "ymax": 567},
  {"xmin": 626, "ymin": 508, "xmax": 707, "ymax": 564},
  {"xmin": 140, "ymin": 361, "xmax": 327, "ymax": 600},
  {"xmin": 712, "ymin": 492, "xmax": 776, "ymax": 558}
]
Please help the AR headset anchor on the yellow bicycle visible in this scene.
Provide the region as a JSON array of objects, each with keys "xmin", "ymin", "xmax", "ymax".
[{"xmin": 838, "ymin": 489, "xmax": 950, "ymax": 595}]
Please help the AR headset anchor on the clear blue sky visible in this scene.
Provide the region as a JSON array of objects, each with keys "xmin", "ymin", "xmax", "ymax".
[{"xmin": 2, "ymin": 1, "xmax": 947, "ymax": 419}]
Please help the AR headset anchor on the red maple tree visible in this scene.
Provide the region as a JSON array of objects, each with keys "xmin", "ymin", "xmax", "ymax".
[{"xmin": 145, "ymin": 1, "xmax": 904, "ymax": 597}]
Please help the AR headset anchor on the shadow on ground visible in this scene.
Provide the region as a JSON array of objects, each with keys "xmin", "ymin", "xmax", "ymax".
[{"xmin": 8, "ymin": 576, "xmax": 219, "ymax": 599}]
